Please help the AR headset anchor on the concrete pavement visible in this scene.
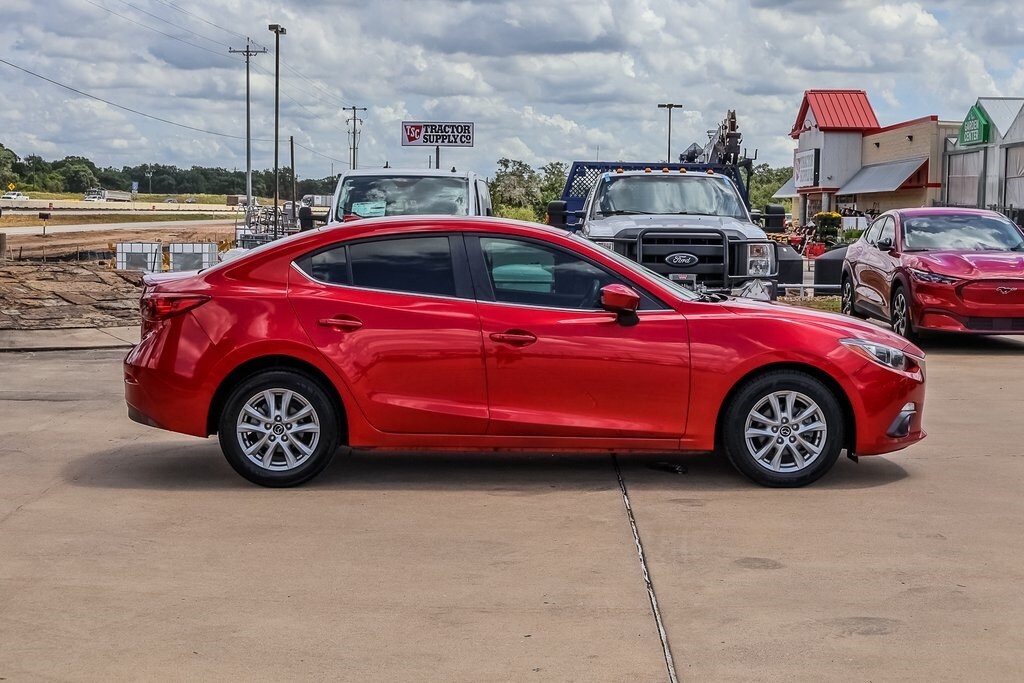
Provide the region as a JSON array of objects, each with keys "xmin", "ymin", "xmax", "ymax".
[
  {"xmin": 2, "ymin": 337, "xmax": 1024, "ymax": 679},
  {"xmin": 0, "ymin": 325, "xmax": 138, "ymax": 351}
]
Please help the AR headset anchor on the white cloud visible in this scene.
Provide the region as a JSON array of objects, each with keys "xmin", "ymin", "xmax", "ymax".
[{"xmin": 1, "ymin": 0, "xmax": 1023, "ymax": 179}]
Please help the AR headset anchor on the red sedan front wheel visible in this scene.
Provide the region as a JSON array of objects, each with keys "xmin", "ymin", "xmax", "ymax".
[{"xmin": 722, "ymin": 370, "xmax": 845, "ymax": 487}]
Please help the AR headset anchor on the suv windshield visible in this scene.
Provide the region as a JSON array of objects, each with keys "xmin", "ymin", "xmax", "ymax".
[
  {"xmin": 903, "ymin": 214, "xmax": 1024, "ymax": 251},
  {"xmin": 337, "ymin": 176, "xmax": 469, "ymax": 218},
  {"xmin": 592, "ymin": 175, "xmax": 748, "ymax": 220}
]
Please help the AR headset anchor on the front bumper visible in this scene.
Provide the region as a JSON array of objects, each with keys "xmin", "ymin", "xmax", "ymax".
[
  {"xmin": 851, "ymin": 358, "xmax": 927, "ymax": 456},
  {"xmin": 912, "ymin": 279, "xmax": 1024, "ymax": 334}
]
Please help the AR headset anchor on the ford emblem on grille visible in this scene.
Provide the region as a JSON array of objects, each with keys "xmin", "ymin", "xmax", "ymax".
[{"xmin": 665, "ymin": 252, "xmax": 698, "ymax": 267}]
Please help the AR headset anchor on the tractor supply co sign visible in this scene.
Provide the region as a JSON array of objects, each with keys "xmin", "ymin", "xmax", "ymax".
[
  {"xmin": 794, "ymin": 149, "xmax": 820, "ymax": 188},
  {"xmin": 402, "ymin": 121, "xmax": 474, "ymax": 147}
]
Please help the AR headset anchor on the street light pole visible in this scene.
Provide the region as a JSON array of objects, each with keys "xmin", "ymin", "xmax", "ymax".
[
  {"xmin": 268, "ymin": 23, "xmax": 287, "ymax": 238},
  {"xmin": 657, "ymin": 103, "xmax": 683, "ymax": 163}
]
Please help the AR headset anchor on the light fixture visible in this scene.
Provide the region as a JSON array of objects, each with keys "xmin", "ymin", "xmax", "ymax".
[
  {"xmin": 874, "ymin": 142, "xmax": 880, "ymax": 148},
  {"xmin": 906, "ymin": 135, "xmax": 913, "ymax": 142}
]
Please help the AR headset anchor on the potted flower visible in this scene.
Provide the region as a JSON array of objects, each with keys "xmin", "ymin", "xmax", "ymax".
[{"xmin": 812, "ymin": 211, "xmax": 842, "ymax": 246}]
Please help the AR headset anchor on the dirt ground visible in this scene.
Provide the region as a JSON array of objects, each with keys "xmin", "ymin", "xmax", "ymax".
[{"xmin": 2, "ymin": 223, "xmax": 235, "ymax": 260}]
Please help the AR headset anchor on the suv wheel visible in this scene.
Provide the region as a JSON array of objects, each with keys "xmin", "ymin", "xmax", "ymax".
[
  {"xmin": 218, "ymin": 370, "xmax": 340, "ymax": 487},
  {"xmin": 841, "ymin": 276, "xmax": 867, "ymax": 319},
  {"xmin": 722, "ymin": 370, "xmax": 844, "ymax": 487},
  {"xmin": 890, "ymin": 287, "xmax": 917, "ymax": 341}
]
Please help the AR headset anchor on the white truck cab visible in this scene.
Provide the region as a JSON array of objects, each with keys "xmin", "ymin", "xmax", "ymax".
[{"xmin": 327, "ymin": 168, "xmax": 492, "ymax": 223}]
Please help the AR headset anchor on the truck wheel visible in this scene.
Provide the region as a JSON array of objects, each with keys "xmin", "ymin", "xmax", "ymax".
[
  {"xmin": 722, "ymin": 370, "xmax": 844, "ymax": 487},
  {"xmin": 218, "ymin": 370, "xmax": 340, "ymax": 487}
]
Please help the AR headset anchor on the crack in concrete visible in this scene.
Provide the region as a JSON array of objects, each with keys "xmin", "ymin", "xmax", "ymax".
[{"xmin": 612, "ymin": 455, "xmax": 679, "ymax": 683}]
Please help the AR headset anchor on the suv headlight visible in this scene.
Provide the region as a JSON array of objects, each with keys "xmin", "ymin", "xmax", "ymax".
[
  {"xmin": 909, "ymin": 267, "xmax": 959, "ymax": 285},
  {"xmin": 840, "ymin": 338, "xmax": 911, "ymax": 371},
  {"xmin": 746, "ymin": 243, "xmax": 774, "ymax": 276}
]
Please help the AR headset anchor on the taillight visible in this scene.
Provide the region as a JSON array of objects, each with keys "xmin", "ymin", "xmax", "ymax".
[{"xmin": 140, "ymin": 294, "xmax": 210, "ymax": 322}]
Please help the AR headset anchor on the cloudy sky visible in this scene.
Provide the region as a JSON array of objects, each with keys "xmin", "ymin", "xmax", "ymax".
[{"xmin": 2, "ymin": 0, "xmax": 1024, "ymax": 180}]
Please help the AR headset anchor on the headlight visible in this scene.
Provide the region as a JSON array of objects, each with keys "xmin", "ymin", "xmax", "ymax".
[
  {"xmin": 594, "ymin": 240, "xmax": 615, "ymax": 250},
  {"xmin": 746, "ymin": 243, "xmax": 774, "ymax": 276},
  {"xmin": 840, "ymin": 338, "xmax": 909, "ymax": 371},
  {"xmin": 909, "ymin": 267, "xmax": 959, "ymax": 285}
]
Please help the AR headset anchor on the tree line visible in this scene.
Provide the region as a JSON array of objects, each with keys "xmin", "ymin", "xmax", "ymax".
[{"xmin": 1, "ymin": 142, "xmax": 791, "ymax": 215}]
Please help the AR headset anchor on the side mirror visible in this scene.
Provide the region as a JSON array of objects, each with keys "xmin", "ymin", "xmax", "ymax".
[
  {"xmin": 876, "ymin": 237, "xmax": 894, "ymax": 251},
  {"xmin": 546, "ymin": 200, "xmax": 568, "ymax": 228},
  {"xmin": 601, "ymin": 284, "xmax": 640, "ymax": 326},
  {"xmin": 750, "ymin": 209, "xmax": 763, "ymax": 226}
]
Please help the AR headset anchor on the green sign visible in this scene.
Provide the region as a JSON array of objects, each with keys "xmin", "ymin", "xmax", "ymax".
[{"xmin": 959, "ymin": 105, "xmax": 991, "ymax": 146}]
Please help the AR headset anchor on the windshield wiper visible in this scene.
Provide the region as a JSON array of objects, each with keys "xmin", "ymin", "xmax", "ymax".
[{"xmin": 596, "ymin": 210, "xmax": 652, "ymax": 215}]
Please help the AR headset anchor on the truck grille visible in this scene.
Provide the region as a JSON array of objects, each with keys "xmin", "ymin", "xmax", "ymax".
[{"xmin": 619, "ymin": 237, "xmax": 731, "ymax": 289}]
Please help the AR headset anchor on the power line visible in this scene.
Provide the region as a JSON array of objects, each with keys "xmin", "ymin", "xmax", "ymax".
[
  {"xmin": 346, "ymin": 106, "xmax": 367, "ymax": 169},
  {"xmin": 293, "ymin": 141, "xmax": 349, "ymax": 166},
  {"xmin": 0, "ymin": 56, "xmax": 268, "ymax": 141},
  {"xmin": 114, "ymin": 0, "xmax": 230, "ymax": 51},
  {"xmin": 148, "ymin": 0, "xmax": 250, "ymax": 43},
  {"xmin": 81, "ymin": 0, "xmax": 239, "ymax": 64}
]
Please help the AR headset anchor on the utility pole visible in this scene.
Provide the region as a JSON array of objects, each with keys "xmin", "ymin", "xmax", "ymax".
[
  {"xmin": 229, "ymin": 39, "xmax": 267, "ymax": 213},
  {"xmin": 657, "ymin": 103, "xmax": 683, "ymax": 163},
  {"xmin": 346, "ymin": 105, "xmax": 367, "ymax": 169}
]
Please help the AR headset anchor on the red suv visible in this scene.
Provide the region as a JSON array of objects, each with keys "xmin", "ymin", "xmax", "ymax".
[
  {"xmin": 842, "ymin": 208, "xmax": 1024, "ymax": 338},
  {"xmin": 125, "ymin": 217, "xmax": 926, "ymax": 488}
]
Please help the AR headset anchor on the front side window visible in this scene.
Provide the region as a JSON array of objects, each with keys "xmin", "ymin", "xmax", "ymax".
[
  {"xmin": 902, "ymin": 214, "xmax": 1024, "ymax": 251},
  {"xmin": 480, "ymin": 237, "xmax": 616, "ymax": 309},
  {"xmin": 878, "ymin": 217, "xmax": 896, "ymax": 245},
  {"xmin": 864, "ymin": 218, "xmax": 885, "ymax": 245},
  {"xmin": 298, "ymin": 236, "xmax": 457, "ymax": 297},
  {"xmin": 336, "ymin": 176, "xmax": 469, "ymax": 218}
]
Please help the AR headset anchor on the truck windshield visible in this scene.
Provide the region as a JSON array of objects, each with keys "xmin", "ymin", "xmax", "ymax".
[
  {"xmin": 337, "ymin": 176, "xmax": 469, "ymax": 218},
  {"xmin": 593, "ymin": 175, "xmax": 748, "ymax": 220}
]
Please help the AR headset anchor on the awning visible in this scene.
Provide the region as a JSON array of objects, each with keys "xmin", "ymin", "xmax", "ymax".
[
  {"xmin": 837, "ymin": 157, "xmax": 927, "ymax": 195},
  {"xmin": 772, "ymin": 175, "xmax": 798, "ymax": 198}
]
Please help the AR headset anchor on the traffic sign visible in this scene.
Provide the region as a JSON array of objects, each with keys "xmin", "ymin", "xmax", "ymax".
[{"xmin": 7, "ymin": 183, "xmax": 14, "ymax": 191}]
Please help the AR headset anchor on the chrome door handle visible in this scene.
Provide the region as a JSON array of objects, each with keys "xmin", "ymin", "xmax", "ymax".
[
  {"xmin": 489, "ymin": 330, "xmax": 537, "ymax": 346},
  {"xmin": 318, "ymin": 316, "xmax": 363, "ymax": 331}
]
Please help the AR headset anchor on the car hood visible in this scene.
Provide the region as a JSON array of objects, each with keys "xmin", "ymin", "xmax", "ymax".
[
  {"xmin": 721, "ymin": 297, "xmax": 923, "ymax": 353},
  {"xmin": 906, "ymin": 251, "xmax": 1024, "ymax": 278},
  {"xmin": 588, "ymin": 214, "xmax": 766, "ymax": 239}
]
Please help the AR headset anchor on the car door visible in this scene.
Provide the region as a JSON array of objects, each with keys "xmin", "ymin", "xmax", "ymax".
[
  {"xmin": 874, "ymin": 216, "xmax": 902, "ymax": 317},
  {"xmin": 289, "ymin": 233, "xmax": 489, "ymax": 435},
  {"xmin": 854, "ymin": 216, "xmax": 890, "ymax": 313},
  {"xmin": 467, "ymin": 234, "xmax": 690, "ymax": 439}
]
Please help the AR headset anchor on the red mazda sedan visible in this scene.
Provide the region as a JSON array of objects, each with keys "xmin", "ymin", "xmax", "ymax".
[
  {"xmin": 842, "ymin": 208, "xmax": 1024, "ymax": 338},
  {"xmin": 125, "ymin": 217, "xmax": 926, "ymax": 488}
]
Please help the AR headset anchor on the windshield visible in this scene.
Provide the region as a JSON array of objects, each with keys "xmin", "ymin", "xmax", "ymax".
[
  {"xmin": 337, "ymin": 176, "xmax": 469, "ymax": 218},
  {"xmin": 903, "ymin": 214, "xmax": 1024, "ymax": 251},
  {"xmin": 568, "ymin": 233, "xmax": 700, "ymax": 301},
  {"xmin": 591, "ymin": 174, "xmax": 748, "ymax": 220}
]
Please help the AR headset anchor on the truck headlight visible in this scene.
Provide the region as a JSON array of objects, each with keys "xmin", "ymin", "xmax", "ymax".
[{"xmin": 746, "ymin": 243, "xmax": 774, "ymax": 276}]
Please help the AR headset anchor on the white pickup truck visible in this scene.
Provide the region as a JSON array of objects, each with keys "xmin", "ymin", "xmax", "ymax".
[{"xmin": 326, "ymin": 168, "xmax": 493, "ymax": 223}]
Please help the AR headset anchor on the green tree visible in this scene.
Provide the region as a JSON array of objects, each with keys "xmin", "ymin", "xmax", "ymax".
[
  {"xmin": 58, "ymin": 163, "xmax": 99, "ymax": 192},
  {"xmin": 536, "ymin": 161, "xmax": 568, "ymax": 218},
  {"xmin": 0, "ymin": 143, "xmax": 18, "ymax": 189},
  {"xmin": 491, "ymin": 158, "xmax": 541, "ymax": 213},
  {"xmin": 747, "ymin": 163, "xmax": 793, "ymax": 212}
]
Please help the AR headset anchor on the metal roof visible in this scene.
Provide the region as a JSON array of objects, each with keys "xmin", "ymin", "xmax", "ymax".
[
  {"xmin": 790, "ymin": 90, "xmax": 880, "ymax": 138},
  {"xmin": 772, "ymin": 176, "xmax": 798, "ymax": 198},
  {"xmin": 976, "ymin": 98, "xmax": 1024, "ymax": 137},
  {"xmin": 836, "ymin": 157, "xmax": 927, "ymax": 195}
]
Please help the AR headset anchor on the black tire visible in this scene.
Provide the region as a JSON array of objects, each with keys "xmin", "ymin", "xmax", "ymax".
[
  {"xmin": 890, "ymin": 285, "xmax": 918, "ymax": 341},
  {"xmin": 218, "ymin": 370, "xmax": 341, "ymax": 487},
  {"xmin": 722, "ymin": 370, "xmax": 845, "ymax": 487},
  {"xmin": 841, "ymin": 275, "xmax": 868, "ymax": 319}
]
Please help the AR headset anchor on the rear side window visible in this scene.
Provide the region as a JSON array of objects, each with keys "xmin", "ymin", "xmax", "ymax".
[
  {"xmin": 297, "ymin": 235, "xmax": 457, "ymax": 297},
  {"xmin": 350, "ymin": 236, "xmax": 456, "ymax": 297}
]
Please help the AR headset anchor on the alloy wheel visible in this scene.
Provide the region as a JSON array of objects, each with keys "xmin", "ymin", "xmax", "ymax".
[
  {"xmin": 892, "ymin": 291, "xmax": 909, "ymax": 337},
  {"xmin": 235, "ymin": 388, "xmax": 321, "ymax": 471},
  {"xmin": 743, "ymin": 390, "xmax": 828, "ymax": 473},
  {"xmin": 841, "ymin": 280, "xmax": 854, "ymax": 315}
]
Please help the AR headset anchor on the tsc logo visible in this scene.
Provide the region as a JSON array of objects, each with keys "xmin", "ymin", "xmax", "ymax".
[
  {"xmin": 404, "ymin": 124, "xmax": 424, "ymax": 143},
  {"xmin": 665, "ymin": 252, "xmax": 698, "ymax": 267}
]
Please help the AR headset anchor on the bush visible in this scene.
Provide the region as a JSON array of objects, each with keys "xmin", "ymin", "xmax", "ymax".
[{"xmin": 495, "ymin": 205, "xmax": 539, "ymax": 223}]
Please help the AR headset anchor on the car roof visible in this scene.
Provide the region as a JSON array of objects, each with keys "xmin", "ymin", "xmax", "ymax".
[
  {"xmin": 339, "ymin": 168, "xmax": 477, "ymax": 179},
  {"xmin": 320, "ymin": 215, "xmax": 566, "ymax": 239},
  {"xmin": 895, "ymin": 207, "xmax": 1004, "ymax": 219}
]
